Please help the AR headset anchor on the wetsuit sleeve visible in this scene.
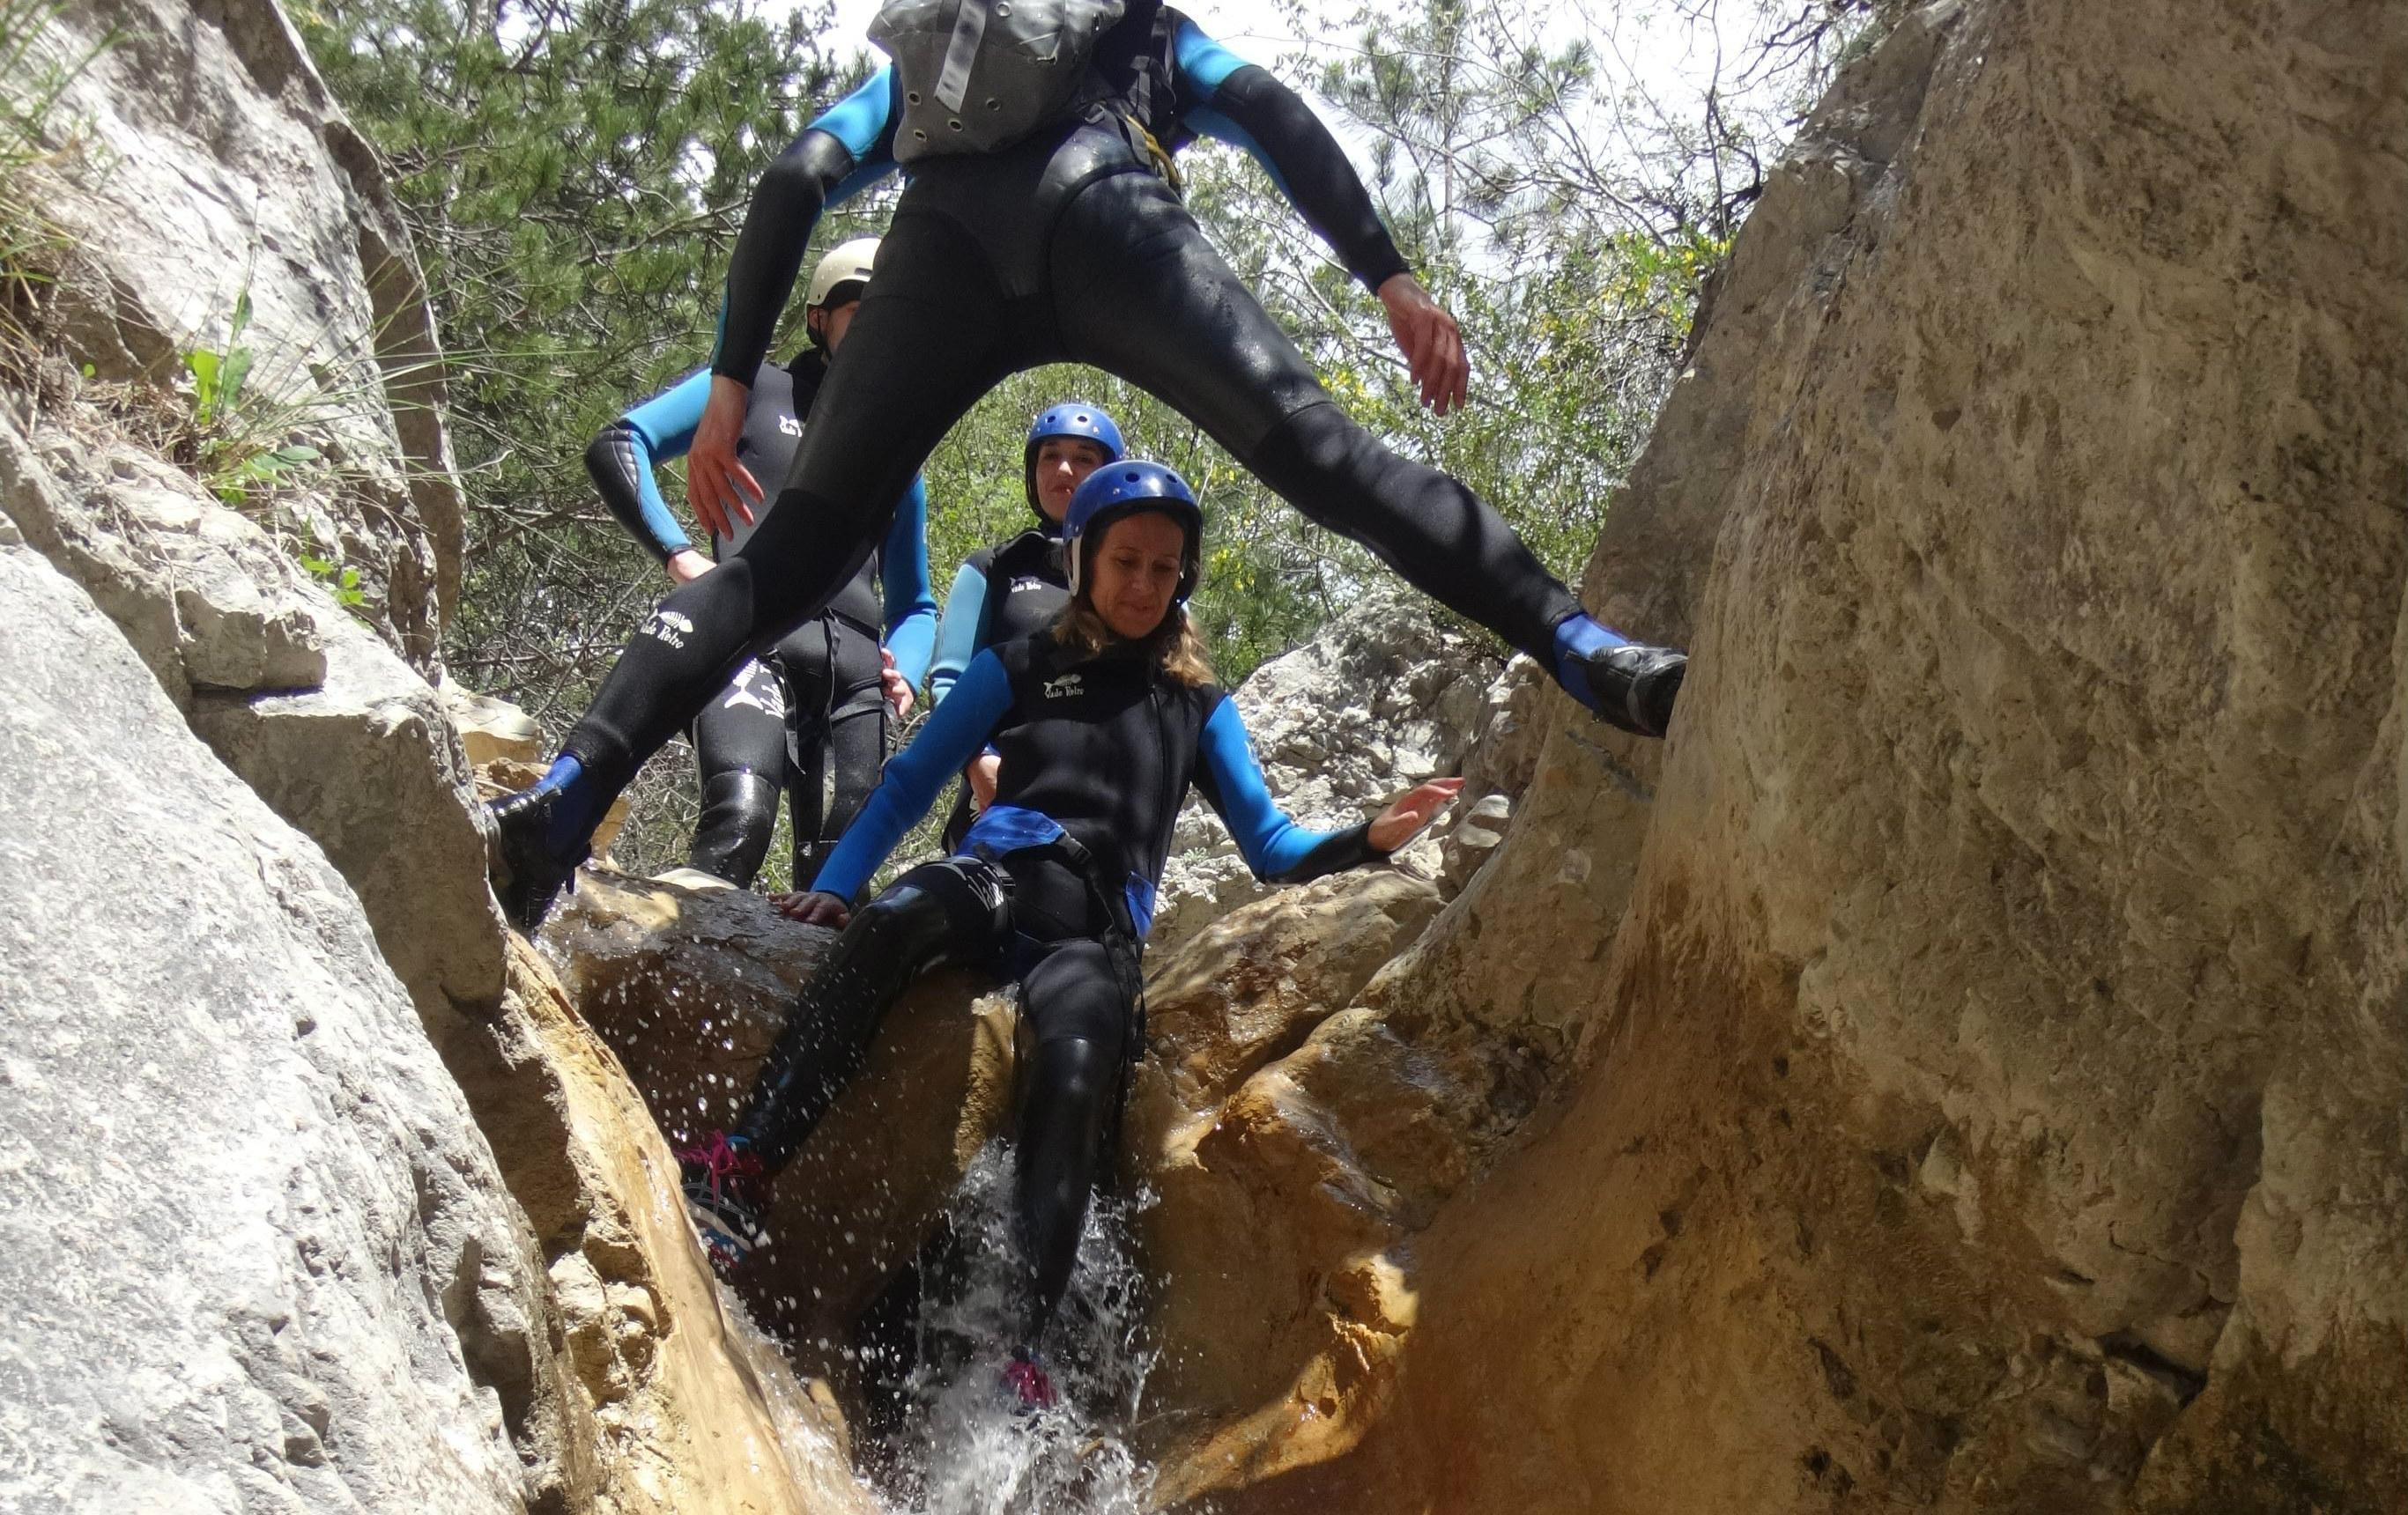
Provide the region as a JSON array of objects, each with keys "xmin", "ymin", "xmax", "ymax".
[
  {"xmin": 927, "ymin": 558, "xmax": 990, "ymax": 707},
  {"xmin": 812, "ymin": 649, "xmax": 1013, "ymax": 902},
  {"xmin": 711, "ymin": 69, "xmax": 901, "ymax": 381},
  {"xmin": 880, "ymin": 476, "xmax": 938, "ymax": 687},
  {"xmin": 1169, "ymin": 15, "xmax": 1410, "ymax": 292},
  {"xmin": 1192, "ymin": 696, "xmax": 1383, "ymax": 883},
  {"xmin": 585, "ymin": 368, "xmax": 710, "ymax": 561}
]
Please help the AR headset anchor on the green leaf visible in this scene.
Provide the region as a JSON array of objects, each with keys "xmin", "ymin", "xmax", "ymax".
[
  {"xmin": 183, "ymin": 348, "xmax": 219, "ymax": 416},
  {"xmin": 220, "ymin": 345, "xmax": 254, "ymax": 411}
]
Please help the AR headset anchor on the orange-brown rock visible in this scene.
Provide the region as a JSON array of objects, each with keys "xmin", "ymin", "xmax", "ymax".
[
  {"xmin": 1148, "ymin": 0, "xmax": 2408, "ymax": 1510},
  {"xmin": 541, "ymin": 868, "xmax": 1019, "ymax": 1358}
]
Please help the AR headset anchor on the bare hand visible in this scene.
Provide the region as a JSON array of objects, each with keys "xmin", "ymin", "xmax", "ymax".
[
  {"xmin": 665, "ymin": 549, "xmax": 715, "ymax": 585},
  {"xmin": 966, "ymin": 753, "xmax": 1002, "ymax": 810},
  {"xmin": 685, "ymin": 375, "xmax": 764, "ymax": 540},
  {"xmin": 880, "ymin": 647, "xmax": 914, "ymax": 721},
  {"xmin": 1377, "ymin": 273, "xmax": 1469, "ymax": 416},
  {"xmin": 1367, "ymin": 776, "xmax": 1464, "ymax": 853},
  {"xmin": 774, "ymin": 890, "xmax": 852, "ymax": 928}
]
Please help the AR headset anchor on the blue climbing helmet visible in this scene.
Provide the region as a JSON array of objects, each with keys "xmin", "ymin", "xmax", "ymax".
[
  {"xmin": 1023, "ymin": 401, "xmax": 1124, "ymax": 520},
  {"xmin": 1063, "ymin": 461, "xmax": 1204, "ymax": 605}
]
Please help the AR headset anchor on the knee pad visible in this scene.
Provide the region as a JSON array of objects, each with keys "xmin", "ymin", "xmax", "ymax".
[{"xmin": 689, "ymin": 771, "xmax": 781, "ymax": 885}]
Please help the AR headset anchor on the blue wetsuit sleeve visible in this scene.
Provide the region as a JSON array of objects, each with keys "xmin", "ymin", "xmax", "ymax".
[
  {"xmin": 586, "ymin": 368, "xmax": 711, "ymax": 560},
  {"xmin": 811, "ymin": 650, "xmax": 1013, "ymax": 900},
  {"xmin": 927, "ymin": 562, "xmax": 989, "ymax": 707},
  {"xmin": 1193, "ymin": 697, "xmax": 1382, "ymax": 883},
  {"xmin": 711, "ymin": 69, "xmax": 901, "ymax": 381},
  {"xmin": 1169, "ymin": 15, "xmax": 1410, "ymax": 291},
  {"xmin": 880, "ymin": 476, "xmax": 938, "ymax": 688}
]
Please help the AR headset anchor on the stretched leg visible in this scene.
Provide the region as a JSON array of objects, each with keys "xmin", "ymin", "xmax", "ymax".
[
  {"xmin": 489, "ymin": 215, "xmax": 1023, "ymax": 927},
  {"xmin": 1049, "ymin": 171, "xmax": 1684, "ymax": 733},
  {"xmin": 1010, "ymin": 938, "xmax": 1132, "ymax": 1342},
  {"xmin": 685, "ymin": 658, "xmax": 788, "ymax": 887},
  {"xmin": 796, "ymin": 619, "xmax": 888, "ymax": 888}
]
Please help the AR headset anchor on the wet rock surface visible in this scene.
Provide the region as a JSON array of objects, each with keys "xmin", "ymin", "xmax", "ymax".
[{"xmin": 541, "ymin": 869, "xmax": 1021, "ymax": 1360}]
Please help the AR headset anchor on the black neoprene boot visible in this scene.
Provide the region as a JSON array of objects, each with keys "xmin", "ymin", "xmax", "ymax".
[
  {"xmin": 1567, "ymin": 643, "xmax": 1688, "ymax": 739},
  {"xmin": 480, "ymin": 787, "xmax": 589, "ymax": 933}
]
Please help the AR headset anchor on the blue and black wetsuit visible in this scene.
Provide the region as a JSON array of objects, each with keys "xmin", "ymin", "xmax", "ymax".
[
  {"xmin": 554, "ymin": 1, "xmax": 1592, "ymax": 804},
  {"xmin": 926, "ymin": 526, "xmax": 1073, "ymax": 848},
  {"xmin": 727, "ymin": 624, "xmax": 1386, "ymax": 1339},
  {"xmin": 588, "ymin": 347, "xmax": 937, "ymax": 886}
]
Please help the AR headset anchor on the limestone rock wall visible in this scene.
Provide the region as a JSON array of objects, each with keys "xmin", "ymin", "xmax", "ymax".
[
  {"xmin": 35, "ymin": 0, "xmax": 463, "ymax": 660},
  {"xmin": 0, "ymin": 543, "xmax": 535, "ymax": 1512},
  {"xmin": 0, "ymin": 0, "xmax": 889, "ymax": 1506},
  {"xmin": 1173, "ymin": 1, "xmax": 2408, "ymax": 1511}
]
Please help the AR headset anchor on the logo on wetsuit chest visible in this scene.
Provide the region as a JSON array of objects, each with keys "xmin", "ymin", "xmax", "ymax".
[
  {"xmin": 778, "ymin": 414, "xmax": 804, "ymax": 438},
  {"xmin": 1009, "ymin": 577, "xmax": 1050, "ymax": 594},
  {"xmin": 1042, "ymin": 671, "xmax": 1084, "ymax": 700}
]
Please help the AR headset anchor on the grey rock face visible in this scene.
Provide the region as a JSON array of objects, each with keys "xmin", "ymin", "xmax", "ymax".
[
  {"xmin": 0, "ymin": 545, "xmax": 529, "ymax": 1511},
  {"xmin": 191, "ymin": 616, "xmax": 509, "ymax": 1020},
  {"xmin": 1148, "ymin": 588, "xmax": 1509, "ymax": 953},
  {"xmin": 0, "ymin": 411, "xmax": 327, "ymax": 706},
  {"xmin": 38, "ymin": 0, "xmax": 463, "ymax": 660}
]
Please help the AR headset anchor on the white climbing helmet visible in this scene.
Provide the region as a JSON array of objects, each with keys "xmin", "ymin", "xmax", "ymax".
[{"xmin": 805, "ymin": 237, "xmax": 880, "ymax": 310}]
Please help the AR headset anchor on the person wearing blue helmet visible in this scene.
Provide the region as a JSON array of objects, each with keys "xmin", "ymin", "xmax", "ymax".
[
  {"xmin": 925, "ymin": 401, "xmax": 1122, "ymax": 843},
  {"xmin": 585, "ymin": 240, "xmax": 937, "ymax": 889},
  {"xmin": 481, "ymin": 3, "xmax": 1685, "ymax": 931},
  {"xmin": 676, "ymin": 461, "xmax": 1463, "ymax": 1408}
]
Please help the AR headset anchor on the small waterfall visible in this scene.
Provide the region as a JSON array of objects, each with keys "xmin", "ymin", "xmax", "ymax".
[{"xmin": 862, "ymin": 1145, "xmax": 1166, "ymax": 1515}]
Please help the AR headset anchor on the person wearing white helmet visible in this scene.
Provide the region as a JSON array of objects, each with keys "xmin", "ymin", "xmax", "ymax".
[{"xmin": 583, "ymin": 238, "xmax": 937, "ymax": 891}]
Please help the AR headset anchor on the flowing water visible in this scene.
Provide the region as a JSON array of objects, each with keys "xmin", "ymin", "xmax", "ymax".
[{"xmin": 861, "ymin": 1145, "xmax": 1164, "ymax": 1515}]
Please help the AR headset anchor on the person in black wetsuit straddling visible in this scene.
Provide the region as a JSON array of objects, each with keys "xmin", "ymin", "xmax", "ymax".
[
  {"xmin": 677, "ymin": 461, "xmax": 1462, "ymax": 1408},
  {"xmin": 927, "ymin": 399, "xmax": 1120, "ymax": 847},
  {"xmin": 483, "ymin": 0, "xmax": 1676, "ymax": 930},
  {"xmin": 586, "ymin": 240, "xmax": 937, "ymax": 889}
]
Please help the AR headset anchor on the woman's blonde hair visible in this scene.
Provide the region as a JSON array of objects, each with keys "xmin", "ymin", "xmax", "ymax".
[{"xmin": 1053, "ymin": 598, "xmax": 1216, "ymax": 688}]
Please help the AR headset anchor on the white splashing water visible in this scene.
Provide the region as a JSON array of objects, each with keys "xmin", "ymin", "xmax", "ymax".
[{"xmin": 866, "ymin": 1144, "xmax": 1163, "ymax": 1515}]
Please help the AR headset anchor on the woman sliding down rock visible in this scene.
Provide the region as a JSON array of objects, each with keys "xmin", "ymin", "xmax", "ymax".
[
  {"xmin": 482, "ymin": 0, "xmax": 1678, "ymax": 931},
  {"xmin": 675, "ymin": 462, "xmax": 1461, "ymax": 1410}
]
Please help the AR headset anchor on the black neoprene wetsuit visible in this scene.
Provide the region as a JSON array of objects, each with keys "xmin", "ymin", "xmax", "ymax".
[
  {"xmin": 730, "ymin": 626, "xmax": 1384, "ymax": 1340},
  {"xmin": 552, "ymin": 1, "xmax": 1584, "ymax": 807},
  {"xmin": 588, "ymin": 349, "xmax": 937, "ymax": 886}
]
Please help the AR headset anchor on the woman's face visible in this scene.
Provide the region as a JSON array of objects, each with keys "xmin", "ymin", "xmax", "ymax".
[
  {"xmin": 1088, "ymin": 511, "xmax": 1189, "ymax": 640},
  {"xmin": 1033, "ymin": 437, "xmax": 1110, "ymax": 521}
]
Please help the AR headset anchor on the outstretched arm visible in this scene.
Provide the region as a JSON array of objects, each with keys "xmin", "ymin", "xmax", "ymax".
[
  {"xmin": 1194, "ymin": 697, "xmax": 1437, "ymax": 884},
  {"xmin": 710, "ymin": 69, "xmax": 901, "ymax": 383},
  {"xmin": 1170, "ymin": 18, "xmax": 1406, "ymax": 292}
]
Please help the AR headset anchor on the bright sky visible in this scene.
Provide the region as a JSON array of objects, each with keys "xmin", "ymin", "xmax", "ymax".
[{"xmin": 812, "ymin": 0, "xmax": 1780, "ymax": 133}]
